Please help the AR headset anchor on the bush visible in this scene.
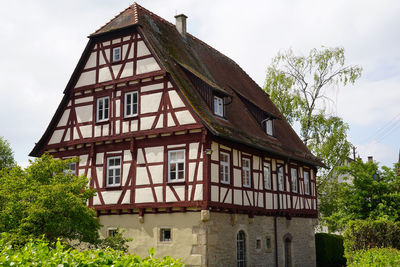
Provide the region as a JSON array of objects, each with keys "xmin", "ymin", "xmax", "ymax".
[
  {"xmin": 0, "ymin": 234, "xmax": 183, "ymax": 266},
  {"xmin": 315, "ymin": 233, "xmax": 346, "ymax": 267},
  {"xmin": 343, "ymin": 220, "xmax": 400, "ymax": 253},
  {"xmin": 347, "ymin": 248, "xmax": 400, "ymax": 266}
]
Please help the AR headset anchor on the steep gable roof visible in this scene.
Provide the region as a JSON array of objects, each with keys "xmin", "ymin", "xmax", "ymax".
[{"xmin": 31, "ymin": 3, "xmax": 323, "ymax": 167}]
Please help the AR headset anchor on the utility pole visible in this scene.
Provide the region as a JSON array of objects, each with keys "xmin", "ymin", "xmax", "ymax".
[{"xmin": 352, "ymin": 146, "xmax": 357, "ymax": 161}]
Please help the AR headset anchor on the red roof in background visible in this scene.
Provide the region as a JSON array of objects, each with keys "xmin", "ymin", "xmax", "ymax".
[{"xmin": 31, "ymin": 3, "xmax": 324, "ymax": 167}]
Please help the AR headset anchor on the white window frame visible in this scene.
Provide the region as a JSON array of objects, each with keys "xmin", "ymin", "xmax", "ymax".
[
  {"xmin": 64, "ymin": 162, "xmax": 77, "ymax": 175},
  {"xmin": 264, "ymin": 119, "xmax": 273, "ymax": 136},
  {"xmin": 263, "ymin": 162, "xmax": 272, "ymax": 190},
  {"xmin": 304, "ymin": 171, "xmax": 310, "ymax": 195},
  {"xmin": 106, "ymin": 156, "xmax": 121, "ymax": 187},
  {"xmin": 277, "ymin": 165, "xmax": 284, "ymax": 191},
  {"xmin": 97, "ymin": 97, "xmax": 110, "ymax": 122},
  {"xmin": 168, "ymin": 150, "xmax": 185, "ymax": 182},
  {"xmin": 242, "ymin": 157, "xmax": 251, "ymax": 188},
  {"xmin": 220, "ymin": 151, "xmax": 230, "ymax": 184},
  {"xmin": 124, "ymin": 91, "xmax": 138, "ymax": 117},
  {"xmin": 213, "ymin": 96, "xmax": 224, "ymax": 117},
  {"xmin": 160, "ymin": 228, "xmax": 172, "ymax": 242},
  {"xmin": 291, "ymin": 168, "xmax": 298, "ymax": 193},
  {"xmin": 112, "ymin": 46, "xmax": 121, "ymax": 62}
]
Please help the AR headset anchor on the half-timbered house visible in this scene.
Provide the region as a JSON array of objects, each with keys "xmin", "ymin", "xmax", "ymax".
[{"xmin": 31, "ymin": 3, "xmax": 324, "ymax": 266}]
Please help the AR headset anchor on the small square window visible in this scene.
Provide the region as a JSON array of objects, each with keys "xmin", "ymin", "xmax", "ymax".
[
  {"xmin": 108, "ymin": 228, "xmax": 117, "ymax": 237},
  {"xmin": 64, "ymin": 162, "xmax": 77, "ymax": 175},
  {"xmin": 160, "ymin": 228, "xmax": 171, "ymax": 242},
  {"xmin": 213, "ymin": 96, "xmax": 224, "ymax": 117},
  {"xmin": 112, "ymin": 47, "xmax": 121, "ymax": 62}
]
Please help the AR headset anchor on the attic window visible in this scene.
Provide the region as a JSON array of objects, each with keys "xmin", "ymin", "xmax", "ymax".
[
  {"xmin": 263, "ymin": 118, "xmax": 274, "ymax": 136},
  {"xmin": 112, "ymin": 46, "xmax": 121, "ymax": 62},
  {"xmin": 213, "ymin": 96, "xmax": 224, "ymax": 117}
]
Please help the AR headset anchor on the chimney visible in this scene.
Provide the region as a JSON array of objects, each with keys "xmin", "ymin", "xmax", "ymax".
[
  {"xmin": 368, "ymin": 156, "xmax": 373, "ymax": 162},
  {"xmin": 175, "ymin": 14, "xmax": 188, "ymax": 37}
]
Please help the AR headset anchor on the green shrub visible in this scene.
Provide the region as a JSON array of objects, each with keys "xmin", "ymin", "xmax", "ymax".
[
  {"xmin": 0, "ymin": 234, "xmax": 183, "ymax": 266},
  {"xmin": 343, "ymin": 220, "xmax": 400, "ymax": 253},
  {"xmin": 315, "ymin": 233, "xmax": 346, "ymax": 267},
  {"xmin": 347, "ymin": 248, "xmax": 400, "ymax": 267}
]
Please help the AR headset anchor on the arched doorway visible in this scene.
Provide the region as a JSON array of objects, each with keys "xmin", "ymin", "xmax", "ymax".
[
  {"xmin": 284, "ymin": 235, "xmax": 292, "ymax": 267},
  {"xmin": 237, "ymin": 230, "xmax": 246, "ymax": 267}
]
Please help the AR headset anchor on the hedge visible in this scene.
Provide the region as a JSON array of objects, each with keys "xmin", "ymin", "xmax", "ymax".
[
  {"xmin": 0, "ymin": 235, "xmax": 183, "ymax": 266},
  {"xmin": 343, "ymin": 220, "xmax": 400, "ymax": 253},
  {"xmin": 347, "ymin": 248, "xmax": 400, "ymax": 266},
  {"xmin": 315, "ymin": 233, "xmax": 346, "ymax": 267}
]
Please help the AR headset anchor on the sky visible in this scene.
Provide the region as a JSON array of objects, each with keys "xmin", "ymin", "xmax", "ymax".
[{"xmin": 0, "ymin": 0, "xmax": 399, "ymax": 168}]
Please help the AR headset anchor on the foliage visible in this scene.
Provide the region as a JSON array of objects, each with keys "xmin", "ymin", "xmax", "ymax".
[
  {"xmin": 315, "ymin": 233, "xmax": 346, "ymax": 267},
  {"xmin": 343, "ymin": 220, "xmax": 400, "ymax": 254},
  {"xmin": 264, "ymin": 47, "xmax": 361, "ymax": 230},
  {"xmin": 324, "ymin": 160, "xmax": 400, "ymax": 231},
  {"xmin": 99, "ymin": 228, "xmax": 133, "ymax": 253},
  {"xmin": 346, "ymin": 248, "xmax": 400, "ymax": 267},
  {"xmin": 0, "ymin": 154, "xmax": 101, "ymax": 245},
  {"xmin": 0, "ymin": 234, "xmax": 183, "ymax": 266},
  {"xmin": 0, "ymin": 137, "xmax": 15, "ymax": 170}
]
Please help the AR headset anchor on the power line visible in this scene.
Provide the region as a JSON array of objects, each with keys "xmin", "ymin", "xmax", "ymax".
[{"xmin": 359, "ymin": 112, "xmax": 400, "ymax": 143}]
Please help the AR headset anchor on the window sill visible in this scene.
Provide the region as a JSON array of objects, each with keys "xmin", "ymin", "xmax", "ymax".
[
  {"xmin": 104, "ymin": 186, "xmax": 122, "ymax": 191},
  {"xmin": 96, "ymin": 120, "xmax": 110, "ymax": 125},
  {"xmin": 167, "ymin": 180, "xmax": 185, "ymax": 185},
  {"xmin": 220, "ymin": 181, "xmax": 231, "ymax": 185},
  {"xmin": 123, "ymin": 115, "xmax": 139, "ymax": 120}
]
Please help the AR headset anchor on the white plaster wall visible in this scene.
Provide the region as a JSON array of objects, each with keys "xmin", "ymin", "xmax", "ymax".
[
  {"xmin": 98, "ymin": 67, "xmax": 112, "ymax": 83},
  {"xmin": 140, "ymin": 116, "xmax": 155, "ymax": 130},
  {"xmin": 121, "ymin": 62, "xmax": 133, "ymax": 78},
  {"xmin": 76, "ymin": 105, "xmax": 93, "ymax": 123},
  {"xmin": 135, "ymin": 188, "xmax": 154, "ymax": 203},
  {"xmin": 141, "ymin": 82, "xmax": 163, "ymax": 93},
  {"xmin": 136, "ymin": 57, "xmax": 160, "ymax": 75},
  {"xmin": 75, "ymin": 70, "xmax": 96, "ymax": 88},
  {"xmin": 48, "ymin": 129, "xmax": 63, "ymax": 144},
  {"xmin": 75, "ymin": 96, "xmax": 93, "ymax": 105},
  {"xmin": 85, "ymin": 52, "xmax": 97, "ymax": 69},
  {"xmin": 234, "ymin": 169, "xmax": 242, "ymax": 187},
  {"xmin": 144, "ymin": 146, "xmax": 164, "ymax": 163},
  {"xmin": 141, "ymin": 93, "xmax": 162, "ymax": 114},
  {"xmin": 211, "ymin": 185, "xmax": 218, "ymax": 202},
  {"xmin": 57, "ymin": 109, "xmax": 70, "ymax": 127},
  {"xmin": 102, "ymin": 191, "xmax": 122, "ymax": 205},
  {"xmin": 136, "ymin": 167, "xmax": 150, "ymax": 185},
  {"xmin": 149, "ymin": 165, "xmax": 163, "ymax": 184},
  {"xmin": 175, "ymin": 110, "xmax": 196, "ymax": 125},
  {"xmin": 80, "ymin": 125, "xmax": 92, "ymax": 138},
  {"xmin": 137, "ymin": 40, "xmax": 151, "ymax": 57},
  {"xmin": 211, "ymin": 163, "xmax": 219, "ymax": 183},
  {"xmin": 168, "ymin": 90, "xmax": 185, "ymax": 108}
]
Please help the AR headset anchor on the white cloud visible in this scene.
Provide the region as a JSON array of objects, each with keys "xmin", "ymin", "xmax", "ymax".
[{"xmin": 356, "ymin": 141, "xmax": 398, "ymax": 167}]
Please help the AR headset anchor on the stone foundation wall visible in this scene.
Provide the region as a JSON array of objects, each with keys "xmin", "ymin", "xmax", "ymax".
[{"xmin": 99, "ymin": 212, "xmax": 316, "ymax": 267}]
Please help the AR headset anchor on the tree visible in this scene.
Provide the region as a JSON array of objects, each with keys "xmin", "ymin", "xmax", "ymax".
[
  {"xmin": 264, "ymin": 47, "xmax": 362, "ymax": 146},
  {"xmin": 325, "ymin": 160, "xmax": 400, "ymax": 232},
  {"xmin": 0, "ymin": 137, "xmax": 15, "ymax": 170},
  {"xmin": 264, "ymin": 47, "xmax": 362, "ymax": 229},
  {"xmin": 0, "ymin": 154, "xmax": 101, "ymax": 245}
]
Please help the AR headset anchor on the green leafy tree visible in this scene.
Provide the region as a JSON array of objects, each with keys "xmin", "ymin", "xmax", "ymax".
[
  {"xmin": 0, "ymin": 154, "xmax": 101, "ymax": 245},
  {"xmin": 264, "ymin": 47, "xmax": 362, "ymax": 228},
  {"xmin": 325, "ymin": 160, "xmax": 400, "ymax": 232},
  {"xmin": 0, "ymin": 137, "xmax": 15, "ymax": 170}
]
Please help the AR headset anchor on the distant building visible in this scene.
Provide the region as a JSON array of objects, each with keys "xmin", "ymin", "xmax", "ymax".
[{"xmin": 30, "ymin": 3, "xmax": 324, "ymax": 266}]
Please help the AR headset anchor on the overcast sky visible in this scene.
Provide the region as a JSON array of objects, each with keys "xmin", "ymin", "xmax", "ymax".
[{"xmin": 0, "ymin": 0, "xmax": 399, "ymax": 168}]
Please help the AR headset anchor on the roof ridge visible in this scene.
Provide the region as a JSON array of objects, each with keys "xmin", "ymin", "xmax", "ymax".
[
  {"xmin": 93, "ymin": 2, "xmax": 137, "ymax": 35},
  {"xmin": 135, "ymin": 4, "xmax": 177, "ymax": 28}
]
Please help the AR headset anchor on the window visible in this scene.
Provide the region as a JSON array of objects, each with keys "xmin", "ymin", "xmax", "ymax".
[
  {"xmin": 107, "ymin": 157, "xmax": 121, "ymax": 187},
  {"xmin": 220, "ymin": 152, "xmax": 230, "ymax": 184},
  {"xmin": 237, "ymin": 231, "xmax": 246, "ymax": 267},
  {"xmin": 112, "ymin": 46, "xmax": 121, "ymax": 62},
  {"xmin": 242, "ymin": 158, "xmax": 251, "ymax": 187},
  {"xmin": 291, "ymin": 168, "xmax": 298, "ymax": 193},
  {"xmin": 304, "ymin": 171, "xmax": 310, "ymax": 195},
  {"xmin": 256, "ymin": 238, "xmax": 261, "ymax": 249},
  {"xmin": 264, "ymin": 119, "xmax": 274, "ymax": 136},
  {"xmin": 64, "ymin": 162, "xmax": 77, "ymax": 175},
  {"xmin": 124, "ymin": 91, "xmax": 138, "ymax": 117},
  {"xmin": 277, "ymin": 165, "xmax": 284, "ymax": 191},
  {"xmin": 168, "ymin": 150, "xmax": 185, "ymax": 182},
  {"xmin": 263, "ymin": 162, "xmax": 272, "ymax": 190},
  {"xmin": 213, "ymin": 96, "xmax": 224, "ymax": 117},
  {"xmin": 266, "ymin": 236, "xmax": 272, "ymax": 250},
  {"xmin": 107, "ymin": 228, "xmax": 117, "ymax": 237},
  {"xmin": 160, "ymin": 228, "xmax": 171, "ymax": 242},
  {"xmin": 284, "ymin": 237, "xmax": 292, "ymax": 267},
  {"xmin": 97, "ymin": 97, "xmax": 110, "ymax": 122}
]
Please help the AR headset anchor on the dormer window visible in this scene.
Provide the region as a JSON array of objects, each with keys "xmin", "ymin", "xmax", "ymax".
[
  {"xmin": 263, "ymin": 118, "xmax": 274, "ymax": 136},
  {"xmin": 112, "ymin": 46, "xmax": 121, "ymax": 62},
  {"xmin": 213, "ymin": 96, "xmax": 224, "ymax": 117}
]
